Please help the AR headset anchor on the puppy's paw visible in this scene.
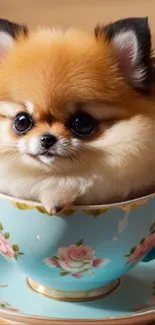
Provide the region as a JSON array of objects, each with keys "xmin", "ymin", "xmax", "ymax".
[
  {"xmin": 52, "ymin": 205, "xmax": 64, "ymax": 214},
  {"xmin": 48, "ymin": 204, "xmax": 65, "ymax": 215},
  {"xmin": 40, "ymin": 190, "xmax": 78, "ymax": 215}
]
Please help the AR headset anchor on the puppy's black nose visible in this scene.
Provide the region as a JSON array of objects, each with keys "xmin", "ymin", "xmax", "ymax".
[{"xmin": 40, "ymin": 134, "xmax": 57, "ymax": 149}]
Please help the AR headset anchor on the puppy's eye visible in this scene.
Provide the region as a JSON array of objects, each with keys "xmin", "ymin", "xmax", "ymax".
[
  {"xmin": 13, "ymin": 112, "xmax": 34, "ymax": 135},
  {"xmin": 70, "ymin": 113, "xmax": 96, "ymax": 137}
]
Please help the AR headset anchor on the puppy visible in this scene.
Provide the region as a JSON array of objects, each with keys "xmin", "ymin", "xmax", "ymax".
[{"xmin": 0, "ymin": 17, "xmax": 154, "ymax": 213}]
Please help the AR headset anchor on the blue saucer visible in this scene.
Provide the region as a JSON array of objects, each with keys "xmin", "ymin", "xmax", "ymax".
[{"xmin": 0, "ymin": 257, "xmax": 155, "ymax": 325}]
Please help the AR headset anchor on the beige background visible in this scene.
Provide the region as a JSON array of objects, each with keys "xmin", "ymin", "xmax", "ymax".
[
  {"xmin": 0, "ymin": 0, "xmax": 155, "ymax": 324},
  {"xmin": 0, "ymin": 0, "xmax": 155, "ymax": 33}
]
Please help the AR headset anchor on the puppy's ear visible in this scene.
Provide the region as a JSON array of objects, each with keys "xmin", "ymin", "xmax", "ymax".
[
  {"xmin": 0, "ymin": 18, "xmax": 28, "ymax": 58},
  {"xmin": 95, "ymin": 17, "xmax": 151, "ymax": 92}
]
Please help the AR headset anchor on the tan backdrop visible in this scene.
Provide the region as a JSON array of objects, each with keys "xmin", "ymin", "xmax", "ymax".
[{"xmin": 0, "ymin": 0, "xmax": 154, "ymax": 32}]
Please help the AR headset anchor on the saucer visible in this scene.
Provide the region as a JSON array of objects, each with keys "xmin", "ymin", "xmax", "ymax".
[{"xmin": 0, "ymin": 257, "xmax": 155, "ymax": 325}]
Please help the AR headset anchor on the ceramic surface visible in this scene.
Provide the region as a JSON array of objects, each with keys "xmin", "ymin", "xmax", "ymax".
[
  {"xmin": 0, "ymin": 257, "xmax": 155, "ymax": 324},
  {"xmin": 0, "ymin": 193, "xmax": 155, "ymax": 300}
]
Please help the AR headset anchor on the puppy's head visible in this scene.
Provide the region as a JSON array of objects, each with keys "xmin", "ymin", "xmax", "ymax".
[{"xmin": 0, "ymin": 17, "xmax": 153, "ymax": 177}]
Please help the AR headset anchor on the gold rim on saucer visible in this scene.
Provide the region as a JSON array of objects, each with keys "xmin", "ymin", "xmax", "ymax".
[
  {"xmin": 26, "ymin": 278, "xmax": 120, "ymax": 302},
  {"xmin": 1, "ymin": 309, "xmax": 155, "ymax": 325}
]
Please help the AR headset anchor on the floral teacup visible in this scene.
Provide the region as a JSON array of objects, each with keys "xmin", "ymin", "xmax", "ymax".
[{"xmin": 0, "ymin": 192, "xmax": 155, "ymax": 302}]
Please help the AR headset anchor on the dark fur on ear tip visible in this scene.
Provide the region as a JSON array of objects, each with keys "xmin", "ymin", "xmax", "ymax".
[
  {"xmin": 94, "ymin": 17, "xmax": 152, "ymax": 94},
  {"xmin": 96, "ymin": 17, "xmax": 149, "ymax": 38},
  {"xmin": 95, "ymin": 17, "xmax": 151, "ymax": 54},
  {"xmin": 0, "ymin": 18, "xmax": 28, "ymax": 39}
]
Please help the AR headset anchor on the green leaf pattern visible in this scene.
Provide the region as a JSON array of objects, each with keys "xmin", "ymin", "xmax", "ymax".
[
  {"xmin": 0, "ymin": 301, "xmax": 19, "ymax": 312},
  {"xmin": 76, "ymin": 239, "xmax": 84, "ymax": 247}
]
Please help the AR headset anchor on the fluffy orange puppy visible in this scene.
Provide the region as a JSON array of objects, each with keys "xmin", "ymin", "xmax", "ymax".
[{"xmin": 0, "ymin": 17, "xmax": 154, "ymax": 213}]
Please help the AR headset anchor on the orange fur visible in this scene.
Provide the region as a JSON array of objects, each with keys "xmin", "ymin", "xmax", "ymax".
[
  {"xmin": 0, "ymin": 29, "xmax": 136, "ymax": 108},
  {"xmin": 0, "ymin": 28, "xmax": 154, "ymax": 136}
]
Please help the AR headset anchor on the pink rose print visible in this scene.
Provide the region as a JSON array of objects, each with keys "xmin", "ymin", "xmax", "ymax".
[
  {"xmin": 0, "ymin": 222, "xmax": 24, "ymax": 260},
  {"xmin": 44, "ymin": 239, "xmax": 110, "ymax": 278},
  {"xmin": 0, "ymin": 236, "xmax": 15, "ymax": 258},
  {"xmin": 126, "ymin": 234, "xmax": 155, "ymax": 265}
]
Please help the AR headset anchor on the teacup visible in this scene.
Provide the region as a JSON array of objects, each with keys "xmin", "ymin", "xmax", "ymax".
[{"xmin": 0, "ymin": 192, "xmax": 155, "ymax": 302}]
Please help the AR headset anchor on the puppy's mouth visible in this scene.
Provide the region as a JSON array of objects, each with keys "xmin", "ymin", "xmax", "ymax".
[
  {"xmin": 39, "ymin": 151, "xmax": 54, "ymax": 157},
  {"xmin": 28, "ymin": 151, "xmax": 55, "ymax": 163}
]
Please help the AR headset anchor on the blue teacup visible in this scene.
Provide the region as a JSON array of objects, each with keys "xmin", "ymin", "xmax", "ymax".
[{"xmin": 0, "ymin": 192, "xmax": 155, "ymax": 302}]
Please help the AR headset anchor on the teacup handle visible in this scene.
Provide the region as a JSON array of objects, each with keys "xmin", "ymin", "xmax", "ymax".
[{"xmin": 142, "ymin": 246, "xmax": 155, "ymax": 262}]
